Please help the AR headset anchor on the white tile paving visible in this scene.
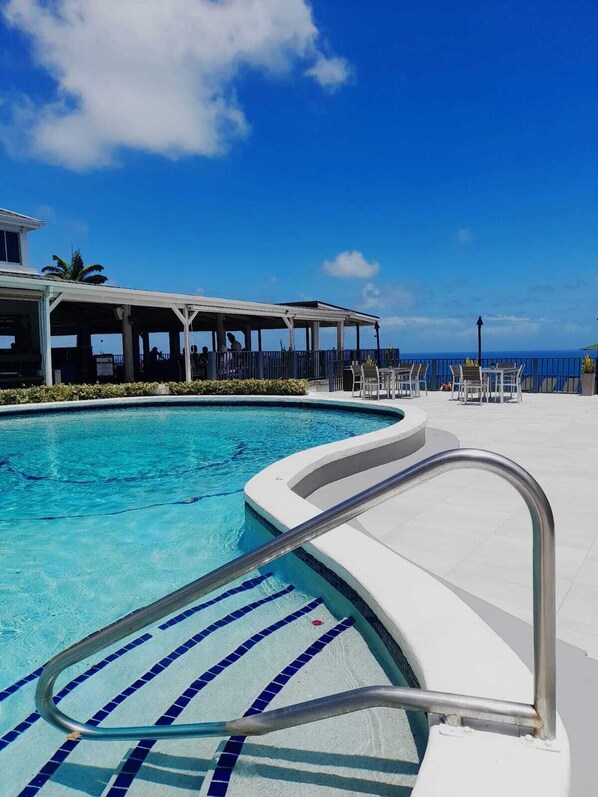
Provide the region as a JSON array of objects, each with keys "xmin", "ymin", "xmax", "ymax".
[{"xmin": 314, "ymin": 390, "xmax": 598, "ymax": 657}]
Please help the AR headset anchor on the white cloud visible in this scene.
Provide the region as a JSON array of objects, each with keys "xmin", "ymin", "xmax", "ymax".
[
  {"xmin": 483, "ymin": 314, "xmax": 548, "ymax": 337},
  {"xmin": 1, "ymin": 0, "xmax": 351, "ymax": 170},
  {"xmin": 379, "ymin": 312, "xmax": 559, "ymax": 340},
  {"xmin": 359, "ymin": 281, "xmax": 414, "ymax": 311},
  {"xmin": 323, "ymin": 251, "xmax": 379, "ymax": 279},
  {"xmin": 305, "ymin": 55, "xmax": 352, "ymax": 91},
  {"xmin": 382, "ymin": 315, "xmax": 465, "ymax": 330},
  {"xmin": 456, "ymin": 228, "xmax": 473, "ymax": 245}
]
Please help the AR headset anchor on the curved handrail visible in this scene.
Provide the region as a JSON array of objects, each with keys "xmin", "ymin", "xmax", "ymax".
[{"xmin": 35, "ymin": 449, "xmax": 556, "ymax": 741}]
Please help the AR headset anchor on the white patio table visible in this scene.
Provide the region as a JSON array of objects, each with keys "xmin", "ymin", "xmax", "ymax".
[
  {"xmin": 481, "ymin": 366, "xmax": 519, "ymax": 403},
  {"xmin": 378, "ymin": 366, "xmax": 414, "ymax": 398}
]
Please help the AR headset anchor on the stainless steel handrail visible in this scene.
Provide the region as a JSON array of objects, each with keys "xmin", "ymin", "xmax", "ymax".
[{"xmin": 35, "ymin": 449, "xmax": 556, "ymax": 741}]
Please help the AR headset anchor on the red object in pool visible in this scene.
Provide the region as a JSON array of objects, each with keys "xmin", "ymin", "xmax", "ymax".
[{"xmin": 311, "ymin": 619, "xmax": 324, "ymax": 626}]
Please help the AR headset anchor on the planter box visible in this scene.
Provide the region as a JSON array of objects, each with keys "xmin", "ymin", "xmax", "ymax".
[{"xmin": 581, "ymin": 372, "xmax": 596, "ymax": 396}]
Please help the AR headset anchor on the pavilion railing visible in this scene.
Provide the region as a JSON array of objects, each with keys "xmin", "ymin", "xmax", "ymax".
[{"xmin": 110, "ymin": 351, "xmax": 595, "ymax": 393}]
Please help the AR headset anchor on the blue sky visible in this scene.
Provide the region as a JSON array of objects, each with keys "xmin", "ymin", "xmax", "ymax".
[{"xmin": 1, "ymin": 0, "xmax": 597, "ymax": 352}]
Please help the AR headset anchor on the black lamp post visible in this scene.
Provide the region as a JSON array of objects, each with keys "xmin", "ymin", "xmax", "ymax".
[
  {"xmin": 476, "ymin": 316, "xmax": 483, "ymax": 364},
  {"xmin": 374, "ymin": 321, "xmax": 381, "ymax": 365}
]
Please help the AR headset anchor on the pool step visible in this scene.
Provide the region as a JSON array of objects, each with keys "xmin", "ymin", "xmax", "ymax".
[
  {"xmin": 2, "ymin": 573, "xmax": 303, "ymax": 795},
  {"xmin": 3, "ymin": 573, "xmax": 422, "ymax": 797},
  {"xmin": 199, "ymin": 618, "xmax": 421, "ymax": 797}
]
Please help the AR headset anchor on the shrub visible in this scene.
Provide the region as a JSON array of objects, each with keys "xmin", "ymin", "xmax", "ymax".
[{"xmin": 0, "ymin": 379, "xmax": 308, "ymax": 406}]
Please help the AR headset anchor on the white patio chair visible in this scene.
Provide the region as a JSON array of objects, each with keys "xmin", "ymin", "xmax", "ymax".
[
  {"xmin": 416, "ymin": 363, "xmax": 428, "ymax": 396},
  {"xmin": 460, "ymin": 365, "xmax": 487, "ymax": 404},
  {"xmin": 361, "ymin": 364, "xmax": 385, "ymax": 399},
  {"xmin": 502, "ymin": 364, "xmax": 525, "ymax": 402},
  {"xmin": 394, "ymin": 363, "xmax": 415, "ymax": 398},
  {"xmin": 449, "ymin": 364, "xmax": 462, "ymax": 400},
  {"xmin": 350, "ymin": 362, "xmax": 362, "ymax": 397}
]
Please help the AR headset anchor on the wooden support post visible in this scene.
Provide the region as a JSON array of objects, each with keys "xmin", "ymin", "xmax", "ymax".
[{"xmin": 216, "ymin": 313, "xmax": 226, "ymax": 351}]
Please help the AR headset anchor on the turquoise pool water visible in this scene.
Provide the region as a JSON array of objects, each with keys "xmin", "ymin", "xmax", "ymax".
[
  {"xmin": 0, "ymin": 403, "xmax": 393, "ymax": 693},
  {"xmin": 0, "ymin": 401, "xmax": 429, "ymax": 797}
]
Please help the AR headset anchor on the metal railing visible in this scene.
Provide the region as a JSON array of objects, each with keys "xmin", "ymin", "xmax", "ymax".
[
  {"xmin": 93, "ymin": 350, "xmax": 595, "ymax": 393},
  {"xmin": 35, "ymin": 449, "xmax": 556, "ymax": 741}
]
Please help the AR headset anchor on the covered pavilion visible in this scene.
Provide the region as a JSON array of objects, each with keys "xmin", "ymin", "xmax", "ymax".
[{"xmin": 0, "ymin": 270, "xmax": 377, "ymax": 386}]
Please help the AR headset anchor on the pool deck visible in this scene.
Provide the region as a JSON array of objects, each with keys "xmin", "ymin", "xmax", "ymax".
[
  {"xmin": 308, "ymin": 388, "xmax": 598, "ymax": 796},
  {"xmin": 310, "ymin": 389, "xmax": 598, "ymax": 658}
]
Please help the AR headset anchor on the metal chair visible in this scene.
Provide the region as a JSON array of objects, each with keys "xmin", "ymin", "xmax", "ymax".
[
  {"xmin": 502, "ymin": 364, "xmax": 525, "ymax": 402},
  {"xmin": 394, "ymin": 363, "xmax": 415, "ymax": 398},
  {"xmin": 449, "ymin": 364, "xmax": 462, "ymax": 400},
  {"xmin": 361, "ymin": 364, "xmax": 385, "ymax": 399},
  {"xmin": 350, "ymin": 362, "xmax": 362, "ymax": 397},
  {"xmin": 460, "ymin": 365, "xmax": 487, "ymax": 404},
  {"xmin": 416, "ymin": 363, "xmax": 428, "ymax": 396}
]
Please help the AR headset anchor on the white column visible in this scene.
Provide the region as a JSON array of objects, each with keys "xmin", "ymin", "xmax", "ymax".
[
  {"xmin": 336, "ymin": 320, "xmax": 345, "ymax": 352},
  {"xmin": 282, "ymin": 316, "xmax": 295, "ymax": 351},
  {"xmin": 183, "ymin": 309, "xmax": 192, "ymax": 382},
  {"xmin": 40, "ymin": 291, "xmax": 63, "ymax": 386},
  {"xmin": 171, "ymin": 306, "xmax": 199, "ymax": 382},
  {"xmin": 19, "ymin": 229, "xmax": 30, "ymax": 269},
  {"xmin": 312, "ymin": 321, "xmax": 320, "ymax": 351},
  {"xmin": 122, "ymin": 305, "xmax": 135, "ymax": 382}
]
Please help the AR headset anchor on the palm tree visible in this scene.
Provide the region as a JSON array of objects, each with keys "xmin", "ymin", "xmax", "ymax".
[{"xmin": 42, "ymin": 249, "xmax": 108, "ymax": 285}]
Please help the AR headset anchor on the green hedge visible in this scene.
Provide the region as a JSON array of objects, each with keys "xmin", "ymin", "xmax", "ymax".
[{"xmin": 0, "ymin": 379, "xmax": 308, "ymax": 406}]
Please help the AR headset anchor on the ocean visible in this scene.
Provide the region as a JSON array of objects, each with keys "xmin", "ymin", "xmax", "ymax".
[{"xmin": 399, "ymin": 349, "xmax": 591, "ymax": 360}]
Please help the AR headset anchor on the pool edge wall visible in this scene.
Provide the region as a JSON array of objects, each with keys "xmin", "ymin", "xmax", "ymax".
[{"xmin": 242, "ymin": 396, "xmax": 571, "ymax": 797}]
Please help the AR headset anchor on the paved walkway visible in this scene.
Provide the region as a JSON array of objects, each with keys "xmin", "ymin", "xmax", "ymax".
[{"xmin": 311, "ymin": 390, "xmax": 598, "ymax": 659}]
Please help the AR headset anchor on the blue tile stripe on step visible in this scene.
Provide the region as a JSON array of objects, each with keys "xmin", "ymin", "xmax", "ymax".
[
  {"xmin": 0, "ymin": 667, "xmax": 45, "ymax": 704},
  {"xmin": 0, "ymin": 573, "xmax": 271, "ymax": 703},
  {"xmin": 1, "ymin": 576, "xmax": 272, "ymax": 752},
  {"xmin": 206, "ymin": 617, "xmax": 355, "ymax": 797},
  {"xmin": 0, "ymin": 633, "xmax": 152, "ymax": 753},
  {"xmin": 104, "ymin": 598, "xmax": 325, "ymax": 797},
  {"xmin": 158, "ymin": 573, "xmax": 272, "ymax": 630},
  {"xmin": 17, "ymin": 585, "xmax": 294, "ymax": 797}
]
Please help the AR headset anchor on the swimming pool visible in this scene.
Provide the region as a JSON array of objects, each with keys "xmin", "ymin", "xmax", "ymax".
[{"xmin": 0, "ymin": 401, "xmax": 426, "ymax": 795}]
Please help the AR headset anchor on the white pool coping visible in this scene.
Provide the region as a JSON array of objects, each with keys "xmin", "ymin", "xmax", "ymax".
[
  {"xmin": 1, "ymin": 394, "xmax": 571, "ymax": 795},
  {"xmin": 241, "ymin": 397, "xmax": 571, "ymax": 797}
]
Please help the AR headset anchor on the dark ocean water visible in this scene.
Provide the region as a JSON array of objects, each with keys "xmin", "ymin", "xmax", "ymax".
[{"xmin": 400, "ymin": 349, "xmax": 591, "ymax": 360}]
